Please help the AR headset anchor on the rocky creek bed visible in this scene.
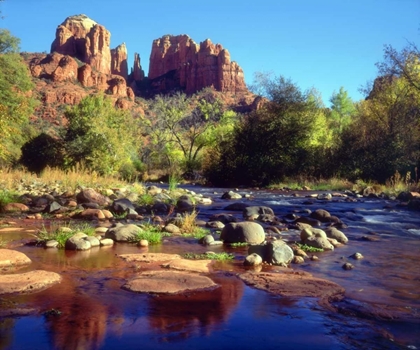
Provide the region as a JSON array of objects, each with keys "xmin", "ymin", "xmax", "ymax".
[{"xmin": 0, "ymin": 184, "xmax": 419, "ymax": 349}]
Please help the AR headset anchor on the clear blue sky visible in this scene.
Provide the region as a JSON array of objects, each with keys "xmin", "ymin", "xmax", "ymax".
[{"xmin": 1, "ymin": 0, "xmax": 419, "ymax": 105}]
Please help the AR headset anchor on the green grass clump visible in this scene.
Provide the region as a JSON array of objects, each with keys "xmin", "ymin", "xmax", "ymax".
[
  {"xmin": 295, "ymin": 242, "xmax": 324, "ymax": 252},
  {"xmin": 36, "ymin": 227, "xmax": 74, "ymax": 249},
  {"xmin": 127, "ymin": 224, "xmax": 169, "ymax": 245},
  {"xmin": 35, "ymin": 221, "xmax": 97, "ymax": 248},
  {"xmin": 228, "ymin": 242, "xmax": 249, "ymax": 247},
  {"xmin": 137, "ymin": 193, "xmax": 155, "ymax": 206},
  {"xmin": 168, "ymin": 175, "xmax": 179, "ymax": 191},
  {"xmin": 182, "ymin": 227, "xmax": 209, "ymax": 239},
  {"xmin": 269, "ymin": 176, "xmax": 353, "ymax": 191},
  {"xmin": 183, "ymin": 252, "xmax": 234, "ymax": 261},
  {"xmin": 0, "ymin": 189, "xmax": 21, "ymax": 211}
]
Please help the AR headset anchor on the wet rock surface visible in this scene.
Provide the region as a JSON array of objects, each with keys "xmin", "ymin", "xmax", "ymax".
[
  {"xmin": 0, "ymin": 270, "xmax": 61, "ymax": 294},
  {"xmin": 122, "ymin": 270, "xmax": 218, "ymax": 294},
  {"xmin": 239, "ymin": 270, "xmax": 345, "ymax": 308},
  {"xmin": 0, "ymin": 249, "xmax": 32, "ymax": 267}
]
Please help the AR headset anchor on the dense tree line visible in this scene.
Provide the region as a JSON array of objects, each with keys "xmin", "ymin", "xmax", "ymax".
[{"xmin": 1, "ymin": 23, "xmax": 418, "ymax": 185}]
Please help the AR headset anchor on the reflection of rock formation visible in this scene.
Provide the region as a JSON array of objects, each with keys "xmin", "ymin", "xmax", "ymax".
[
  {"xmin": 147, "ymin": 274, "xmax": 244, "ymax": 340},
  {"xmin": 34, "ymin": 276, "xmax": 109, "ymax": 350}
]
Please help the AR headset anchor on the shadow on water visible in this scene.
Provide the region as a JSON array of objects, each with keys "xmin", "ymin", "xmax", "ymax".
[{"xmin": 1, "ymin": 187, "xmax": 420, "ymax": 349}]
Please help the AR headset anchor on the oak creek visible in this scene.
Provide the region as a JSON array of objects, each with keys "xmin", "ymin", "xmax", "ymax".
[{"xmin": 1, "ymin": 186, "xmax": 419, "ymax": 350}]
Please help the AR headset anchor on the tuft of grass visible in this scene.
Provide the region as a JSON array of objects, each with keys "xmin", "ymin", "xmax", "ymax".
[
  {"xmin": 34, "ymin": 221, "xmax": 96, "ymax": 248},
  {"xmin": 137, "ymin": 193, "xmax": 155, "ymax": 206},
  {"xmin": 182, "ymin": 227, "xmax": 209, "ymax": 239},
  {"xmin": 229, "ymin": 242, "xmax": 249, "ymax": 247},
  {"xmin": 269, "ymin": 176, "xmax": 353, "ymax": 191},
  {"xmin": 0, "ymin": 189, "xmax": 21, "ymax": 211},
  {"xmin": 127, "ymin": 224, "xmax": 169, "ymax": 245},
  {"xmin": 183, "ymin": 252, "xmax": 234, "ymax": 261},
  {"xmin": 295, "ymin": 242, "xmax": 324, "ymax": 252},
  {"xmin": 36, "ymin": 226, "xmax": 74, "ymax": 249},
  {"xmin": 168, "ymin": 175, "xmax": 179, "ymax": 191}
]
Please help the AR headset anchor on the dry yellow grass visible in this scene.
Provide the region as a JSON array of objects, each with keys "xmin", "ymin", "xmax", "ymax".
[{"xmin": 0, "ymin": 166, "xmax": 145, "ymax": 194}]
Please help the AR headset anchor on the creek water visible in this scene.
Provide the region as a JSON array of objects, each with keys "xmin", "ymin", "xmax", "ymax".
[{"xmin": 0, "ymin": 186, "xmax": 419, "ymax": 350}]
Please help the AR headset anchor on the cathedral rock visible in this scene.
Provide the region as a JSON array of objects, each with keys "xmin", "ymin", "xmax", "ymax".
[{"xmin": 148, "ymin": 35, "xmax": 247, "ymax": 95}]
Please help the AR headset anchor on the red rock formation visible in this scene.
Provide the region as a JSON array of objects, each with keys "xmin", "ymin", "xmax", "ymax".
[
  {"xmin": 111, "ymin": 43, "xmax": 128, "ymax": 80},
  {"xmin": 132, "ymin": 53, "xmax": 145, "ymax": 81},
  {"xmin": 83, "ymin": 24, "xmax": 111, "ymax": 75},
  {"xmin": 51, "ymin": 14, "xmax": 111, "ymax": 76},
  {"xmin": 148, "ymin": 35, "xmax": 247, "ymax": 94},
  {"xmin": 29, "ymin": 52, "xmax": 78, "ymax": 82}
]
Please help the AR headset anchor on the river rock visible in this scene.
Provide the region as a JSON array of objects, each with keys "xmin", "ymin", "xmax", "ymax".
[
  {"xmin": 292, "ymin": 256, "xmax": 305, "ymax": 264},
  {"xmin": 305, "ymin": 235, "xmax": 334, "ymax": 250},
  {"xmin": 300, "ymin": 227, "xmax": 327, "ymax": 242},
  {"xmin": 243, "ymin": 206, "xmax": 275, "ymax": 220},
  {"xmin": 350, "ymin": 252, "xmax": 364, "ymax": 260},
  {"xmin": 65, "ymin": 232, "xmax": 91, "ymax": 250},
  {"xmin": 161, "ymin": 259, "xmax": 213, "ymax": 273},
  {"xmin": 221, "ymin": 191, "xmax": 242, "ymax": 200},
  {"xmin": 105, "ymin": 223, "xmax": 142, "ymax": 242},
  {"xmin": 325, "ymin": 227, "xmax": 348, "ymax": 244},
  {"xmin": 76, "ymin": 188, "xmax": 110, "ymax": 206},
  {"xmin": 0, "ymin": 270, "xmax": 61, "ymax": 294},
  {"xmin": 239, "ymin": 270, "xmax": 345, "ymax": 306},
  {"xmin": 119, "ymin": 253, "xmax": 182, "ymax": 263},
  {"xmin": 85, "ymin": 236, "xmax": 100, "ymax": 247},
  {"xmin": 147, "ymin": 185, "xmax": 162, "ymax": 196},
  {"xmin": 206, "ymin": 221, "xmax": 225, "ymax": 229},
  {"xmin": 122, "ymin": 270, "xmax": 218, "ymax": 294},
  {"xmin": 0, "ymin": 249, "xmax": 32, "ymax": 267},
  {"xmin": 294, "ymin": 216, "xmax": 321, "ymax": 227},
  {"xmin": 110, "ymin": 198, "xmax": 136, "ymax": 215},
  {"xmin": 100, "ymin": 238, "xmax": 114, "ymax": 246},
  {"xmin": 342, "ymin": 262, "xmax": 354, "ymax": 270},
  {"xmin": 200, "ymin": 235, "xmax": 215, "ymax": 245},
  {"xmin": 45, "ymin": 240, "xmax": 59, "ymax": 248},
  {"xmin": 2, "ymin": 203, "xmax": 30, "ymax": 213},
  {"xmin": 224, "ymin": 202, "xmax": 250, "ymax": 211},
  {"xmin": 220, "ymin": 222, "xmax": 265, "ymax": 244},
  {"xmin": 249, "ymin": 240, "xmax": 294, "ymax": 266},
  {"xmin": 310, "ymin": 209, "xmax": 332, "ymax": 222},
  {"xmin": 176, "ymin": 195, "xmax": 195, "ymax": 212},
  {"xmin": 244, "ymin": 253, "xmax": 262, "ymax": 266},
  {"xmin": 208, "ymin": 213, "xmax": 237, "ymax": 224}
]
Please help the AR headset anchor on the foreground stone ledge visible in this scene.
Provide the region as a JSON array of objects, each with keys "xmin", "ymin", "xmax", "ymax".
[
  {"xmin": 239, "ymin": 271, "xmax": 345, "ymax": 308},
  {"xmin": 122, "ymin": 270, "xmax": 218, "ymax": 294},
  {"xmin": 0, "ymin": 270, "xmax": 61, "ymax": 295},
  {"xmin": 0, "ymin": 249, "xmax": 32, "ymax": 268},
  {"xmin": 119, "ymin": 253, "xmax": 182, "ymax": 263}
]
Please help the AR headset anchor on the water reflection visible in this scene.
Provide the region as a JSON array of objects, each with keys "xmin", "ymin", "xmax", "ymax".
[{"xmin": 146, "ymin": 274, "xmax": 244, "ymax": 341}]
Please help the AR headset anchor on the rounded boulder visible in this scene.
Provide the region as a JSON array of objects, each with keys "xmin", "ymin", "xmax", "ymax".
[{"xmin": 221, "ymin": 222, "xmax": 265, "ymax": 244}]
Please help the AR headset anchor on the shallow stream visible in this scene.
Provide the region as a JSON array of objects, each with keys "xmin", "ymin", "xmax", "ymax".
[{"xmin": 1, "ymin": 186, "xmax": 419, "ymax": 349}]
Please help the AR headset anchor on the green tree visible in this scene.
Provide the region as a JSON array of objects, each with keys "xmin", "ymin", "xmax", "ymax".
[
  {"xmin": 63, "ymin": 94, "xmax": 142, "ymax": 175},
  {"xmin": 144, "ymin": 91, "xmax": 236, "ymax": 174},
  {"xmin": 338, "ymin": 71, "xmax": 420, "ymax": 182},
  {"xmin": 0, "ymin": 28, "xmax": 36, "ymax": 163},
  {"xmin": 206, "ymin": 75, "xmax": 332, "ymax": 186},
  {"xmin": 329, "ymin": 87, "xmax": 356, "ymax": 134}
]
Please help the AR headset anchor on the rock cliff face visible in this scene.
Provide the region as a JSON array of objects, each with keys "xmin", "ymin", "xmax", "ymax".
[
  {"xmin": 148, "ymin": 35, "xmax": 247, "ymax": 94},
  {"xmin": 111, "ymin": 43, "xmax": 128, "ymax": 80},
  {"xmin": 132, "ymin": 53, "xmax": 145, "ymax": 82}
]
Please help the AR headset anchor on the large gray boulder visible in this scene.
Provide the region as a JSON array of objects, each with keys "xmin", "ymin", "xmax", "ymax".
[
  {"xmin": 110, "ymin": 198, "xmax": 137, "ymax": 215},
  {"xmin": 249, "ymin": 240, "xmax": 294, "ymax": 266},
  {"xmin": 325, "ymin": 227, "xmax": 348, "ymax": 244},
  {"xmin": 243, "ymin": 206, "xmax": 275, "ymax": 220},
  {"xmin": 105, "ymin": 223, "xmax": 142, "ymax": 242},
  {"xmin": 220, "ymin": 222, "xmax": 265, "ymax": 244}
]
